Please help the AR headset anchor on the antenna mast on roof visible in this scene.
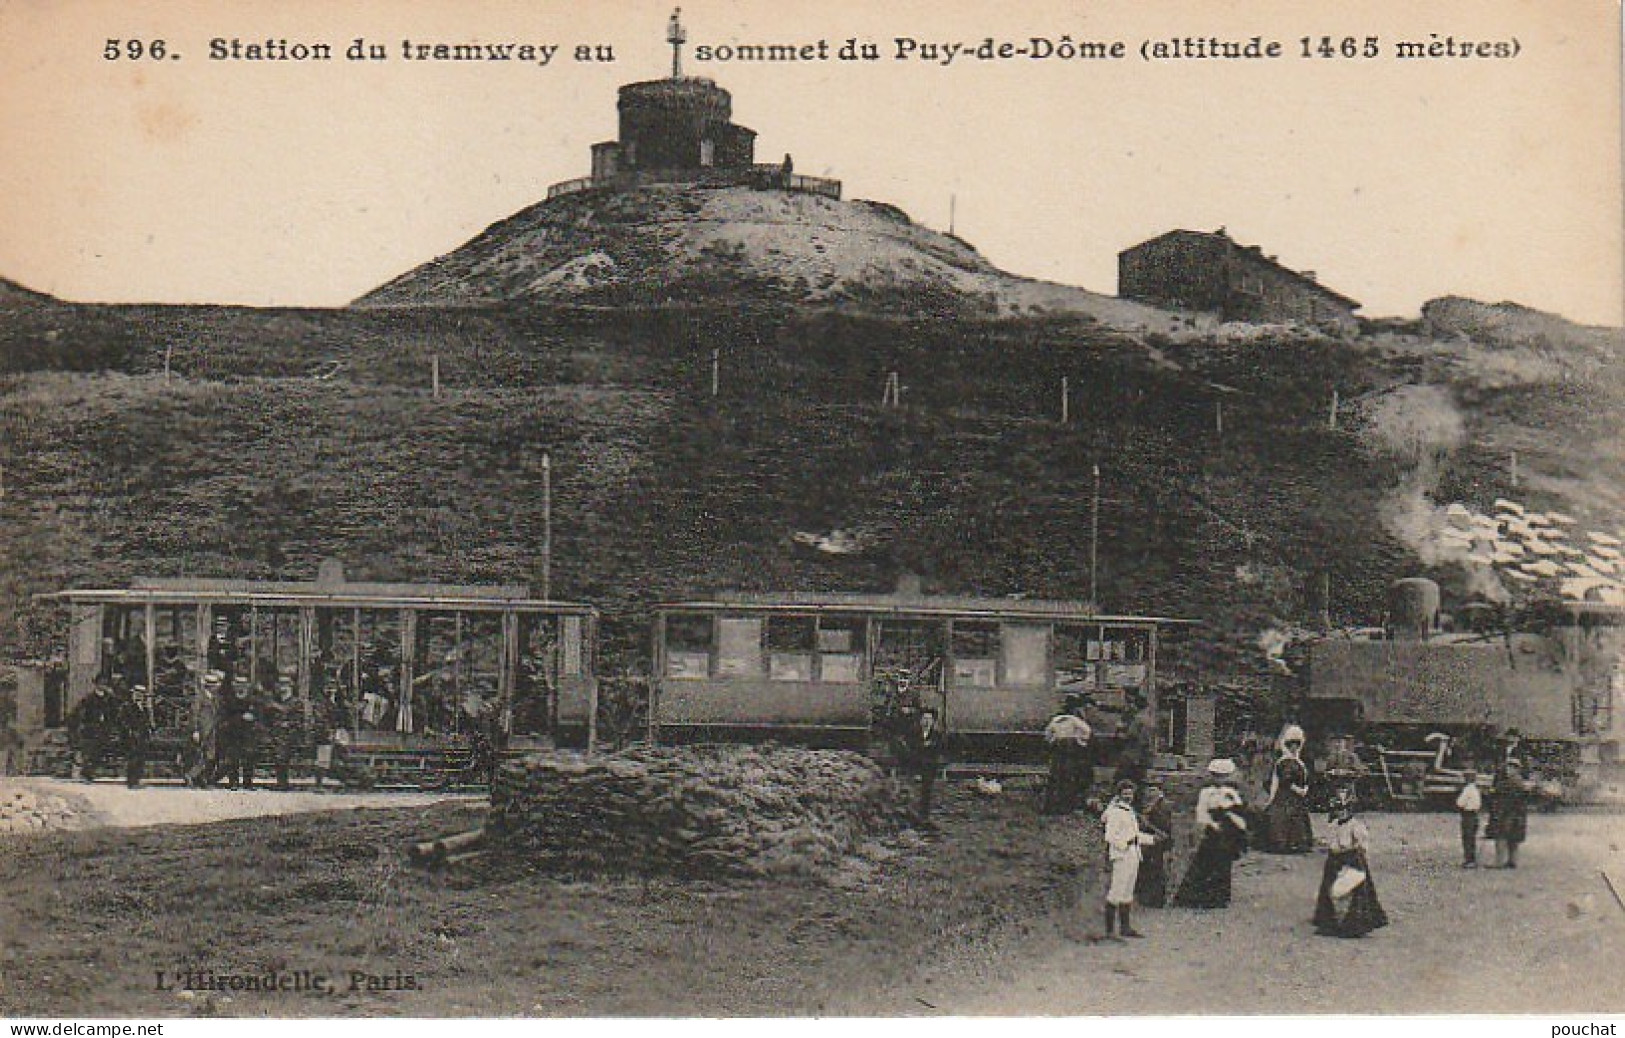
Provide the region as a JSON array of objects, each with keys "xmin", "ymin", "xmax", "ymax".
[{"xmin": 667, "ymin": 8, "xmax": 687, "ymax": 78}]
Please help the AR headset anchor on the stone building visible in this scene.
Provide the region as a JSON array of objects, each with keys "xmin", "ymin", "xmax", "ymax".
[
  {"xmin": 1118, "ymin": 229, "xmax": 1361, "ymax": 334},
  {"xmin": 549, "ymin": 11, "xmax": 839, "ymax": 201}
]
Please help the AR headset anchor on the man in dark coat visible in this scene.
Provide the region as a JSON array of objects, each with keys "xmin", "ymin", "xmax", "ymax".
[
  {"xmin": 66, "ymin": 681, "xmax": 120, "ymax": 781},
  {"xmin": 118, "ymin": 684, "xmax": 152, "ymax": 788},
  {"xmin": 899, "ymin": 707, "xmax": 946, "ymax": 826},
  {"xmin": 215, "ymin": 678, "xmax": 261, "ymax": 789},
  {"xmin": 261, "ymin": 678, "xmax": 305, "ymax": 791}
]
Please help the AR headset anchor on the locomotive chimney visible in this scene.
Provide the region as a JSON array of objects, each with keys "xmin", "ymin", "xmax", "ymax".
[{"xmin": 1388, "ymin": 577, "xmax": 1440, "ymax": 640}]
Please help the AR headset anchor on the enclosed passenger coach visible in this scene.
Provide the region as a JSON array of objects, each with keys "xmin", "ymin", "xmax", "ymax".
[
  {"xmin": 27, "ymin": 562, "xmax": 599, "ymax": 774},
  {"xmin": 649, "ymin": 592, "xmax": 1191, "ymax": 756}
]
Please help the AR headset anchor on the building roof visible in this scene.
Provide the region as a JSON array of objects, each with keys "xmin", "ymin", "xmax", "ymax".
[
  {"xmin": 656, "ymin": 591, "xmax": 1195, "ymax": 625},
  {"xmin": 1122, "ymin": 229, "xmax": 1361, "ymax": 310}
]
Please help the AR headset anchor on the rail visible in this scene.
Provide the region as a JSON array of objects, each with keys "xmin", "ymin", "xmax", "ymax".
[{"xmin": 543, "ymin": 169, "xmax": 843, "ymax": 202}]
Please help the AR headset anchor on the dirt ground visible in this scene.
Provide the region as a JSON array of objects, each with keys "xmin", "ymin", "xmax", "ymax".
[
  {"xmin": 866, "ymin": 809, "xmax": 1625, "ymax": 1015},
  {"xmin": 0, "ymin": 778, "xmax": 475, "ymax": 831},
  {"xmin": 0, "ymin": 779, "xmax": 1621, "ymax": 1017}
]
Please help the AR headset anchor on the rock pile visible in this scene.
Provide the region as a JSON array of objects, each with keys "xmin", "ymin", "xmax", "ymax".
[
  {"xmin": 0, "ymin": 784, "xmax": 90, "ymax": 834},
  {"xmin": 489, "ymin": 745, "xmax": 909, "ymax": 878}
]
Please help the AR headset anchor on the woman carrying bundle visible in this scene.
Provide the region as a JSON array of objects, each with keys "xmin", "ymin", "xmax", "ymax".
[
  {"xmin": 1174, "ymin": 758, "xmax": 1250, "ymax": 909},
  {"xmin": 1313, "ymin": 788, "xmax": 1389, "ymax": 938}
]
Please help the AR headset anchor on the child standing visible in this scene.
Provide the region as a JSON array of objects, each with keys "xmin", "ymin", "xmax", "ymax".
[
  {"xmin": 1101, "ymin": 779, "xmax": 1152, "ymax": 938},
  {"xmin": 1455, "ymin": 768, "xmax": 1482, "ymax": 868}
]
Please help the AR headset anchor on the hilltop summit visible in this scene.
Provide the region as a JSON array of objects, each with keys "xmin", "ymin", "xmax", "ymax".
[
  {"xmin": 355, "ymin": 9, "xmax": 1183, "ymax": 327},
  {"xmin": 353, "ymin": 185, "xmax": 1169, "ymax": 323}
]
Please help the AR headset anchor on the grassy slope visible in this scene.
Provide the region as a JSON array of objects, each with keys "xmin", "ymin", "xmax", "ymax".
[
  {"xmin": 1, "ymin": 301, "xmax": 1621, "ymax": 684},
  {"xmin": 0, "ymin": 788, "xmax": 1095, "ymax": 1017}
]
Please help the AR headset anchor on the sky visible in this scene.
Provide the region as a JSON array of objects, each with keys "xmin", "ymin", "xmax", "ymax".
[{"xmin": 0, "ymin": 0, "xmax": 1620, "ymax": 324}]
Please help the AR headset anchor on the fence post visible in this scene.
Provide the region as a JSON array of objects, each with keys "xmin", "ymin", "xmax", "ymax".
[
  {"xmin": 163, "ymin": 344, "xmax": 172, "ymax": 384},
  {"xmin": 1060, "ymin": 376, "xmax": 1070, "ymax": 424},
  {"xmin": 541, "ymin": 451, "xmax": 552, "ymax": 600},
  {"xmin": 1328, "ymin": 389, "xmax": 1338, "ymax": 430},
  {"xmin": 710, "ymin": 348, "xmax": 720, "ymax": 398},
  {"xmin": 432, "ymin": 355, "xmax": 441, "ymax": 399},
  {"xmin": 1215, "ymin": 399, "xmax": 1224, "ymax": 435}
]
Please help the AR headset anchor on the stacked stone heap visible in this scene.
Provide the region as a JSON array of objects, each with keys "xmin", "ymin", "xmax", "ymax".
[{"xmin": 489, "ymin": 745, "xmax": 909, "ymax": 878}]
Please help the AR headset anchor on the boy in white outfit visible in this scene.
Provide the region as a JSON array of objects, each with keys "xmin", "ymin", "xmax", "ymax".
[
  {"xmin": 1101, "ymin": 778, "xmax": 1153, "ymax": 938},
  {"xmin": 1455, "ymin": 768, "xmax": 1482, "ymax": 868}
]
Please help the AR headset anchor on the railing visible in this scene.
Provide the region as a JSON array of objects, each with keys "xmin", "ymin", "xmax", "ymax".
[
  {"xmin": 543, "ymin": 169, "xmax": 843, "ymax": 202},
  {"xmin": 546, "ymin": 177, "xmax": 596, "ymax": 200}
]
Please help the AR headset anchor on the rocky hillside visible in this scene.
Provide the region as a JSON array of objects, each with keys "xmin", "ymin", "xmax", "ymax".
[
  {"xmin": 1422, "ymin": 296, "xmax": 1625, "ymax": 364},
  {"xmin": 354, "ymin": 185, "xmax": 1187, "ymax": 331}
]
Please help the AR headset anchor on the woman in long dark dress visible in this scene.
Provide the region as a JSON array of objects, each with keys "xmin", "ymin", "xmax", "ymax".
[
  {"xmin": 1313, "ymin": 790, "xmax": 1389, "ymax": 938},
  {"xmin": 1174, "ymin": 759, "xmax": 1250, "ymax": 909},
  {"xmin": 1263, "ymin": 725, "xmax": 1314, "ymax": 853},
  {"xmin": 1135, "ymin": 784, "xmax": 1174, "ymax": 908}
]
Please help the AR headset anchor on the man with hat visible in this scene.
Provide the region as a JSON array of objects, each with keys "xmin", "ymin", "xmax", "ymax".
[
  {"xmin": 66, "ymin": 678, "xmax": 120, "ymax": 782},
  {"xmin": 187, "ymin": 669, "xmax": 226, "ymax": 787},
  {"xmin": 1101, "ymin": 779, "xmax": 1154, "ymax": 939},
  {"xmin": 118, "ymin": 683, "xmax": 152, "ymax": 788},
  {"xmin": 216, "ymin": 672, "xmax": 261, "ymax": 789},
  {"xmin": 262, "ymin": 674, "xmax": 305, "ymax": 791},
  {"xmin": 1042, "ymin": 696, "xmax": 1094, "ymax": 815},
  {"xmin": 898, "ymin": 705, "xmax": 947, "ymax": 827}
]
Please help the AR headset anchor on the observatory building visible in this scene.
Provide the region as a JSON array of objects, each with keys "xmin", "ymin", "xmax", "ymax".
[{"xmin": 548, "ymin": 10, "xmax": 840, "ymax": 200}]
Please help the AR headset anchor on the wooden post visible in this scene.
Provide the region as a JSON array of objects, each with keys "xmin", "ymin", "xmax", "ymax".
[
  {"xmin": 541, "ymin": 451, "xmax": 553, "ymax": 600},
  {"xmin": 163, "ymin": 344, "xmax": 173, "ymax": 384},
  {"xmin": 1060, "ymin": 376, "xmax": 1070, "ymax": 424},
  {"xmin": 1089, "ymin": 463, "xmax": 1101, "ymax": 609},
  {"xmin": 882, "ymin": 371, "xmax": 900, "ymax": 408},
  {"xmin": 432, "ymin": 355, "xmax": 441, "ymax": 398},
  {"xmin": 1509, "ymin": 450, "xmax": 1519, "ymax": 488},
  {"xmin": 1215, "ymin": 399, "xmax": 1224, "ymax": 435},
  {"xmin": 710, "ymin": 349, "xmax": 720, "ymax": 398},
  {"xmin": 1320, "ymin": 571, "xmax": 1333, "ymax": 631},
  {"xmin": 1329, "ymin": 389, "xmax": 1339, "ymax": 430}
]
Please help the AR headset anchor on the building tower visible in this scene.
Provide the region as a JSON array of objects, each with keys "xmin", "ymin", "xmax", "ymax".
[{"xmin": 589, "ymin": 10, "xmax": 757, "ymax": 180}]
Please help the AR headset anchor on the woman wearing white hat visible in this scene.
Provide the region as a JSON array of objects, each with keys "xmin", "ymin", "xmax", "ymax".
[
  {"xmin": 1173, "ymin": 758, "xmax": 1250, "ymax": 909},
  {"xmin": 1263, "ymin": 724, "xmax": 1314, "ymax": 854}
]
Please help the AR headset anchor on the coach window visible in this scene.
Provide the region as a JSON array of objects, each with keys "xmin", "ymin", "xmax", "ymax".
[
  {"xmin": 1000, "ymin": 623, "xmax": 1049, "ymax": 687},
  {"xmin": 354, "ymin": 610, "xmax": 403, "ymax": 733},
  {"xmin": 716, "ymin": 616, "xmax": 764, "ymax": 678},
  {"xmin": 249, "ymin": 607, "xmax": 301, "ymax": 693},
  {"xmin": 664, "ymin": 613, "xmax": 714, "ymax": 680},
  {"xmin": 951, "ymin": 621, "xmax": 999, "ymax": 689},
  {"xmin": 1053, "ymin": 624, "xmax": 1096, "ymax": 695},
  {"xmin": 816, "ymin": 616, "xmax": 865, "ymax": 684},
  {"xmin": 766, "ymin": 615, "xmax": 816, "ymax": 682},
  {"xmin": 99, "ymin": 604, "xmax": 147, "ymax": 685},
  {"xmin": 560, "ymin": 615, "xmax": 584, "ymax": 677},
  {"xmin": 513, "ymin": 615, "xmax": 559, "ymax": 736},
  {"xmin": 1101, "ymin": 627, "xmax": 1150, "ymax": 691}
]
